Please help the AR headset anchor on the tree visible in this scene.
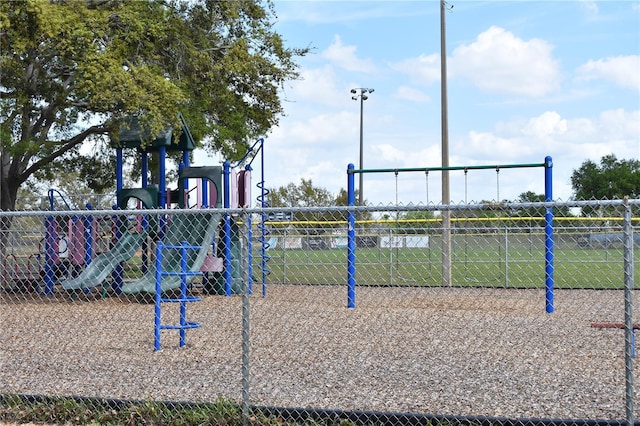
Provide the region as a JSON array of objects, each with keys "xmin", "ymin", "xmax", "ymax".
[
  {"xmin": 393, "ymin": 210, "xmax": 435, "ymax": 233},
  {"xmin": 571, "ymin": 155, "xmax": 640, "ymax": 201},
  {"xmin": 268, "ymin": 179, "xmax": 370, "ymax": 229},
  {"xmin": 0, "ymin": 0, "xmax": 307, "ymax": 212},
  {"xmin": 269, "ymin": 178, "xmax": 334, "ymax": 208},
  {"xmin": 514, "ymin": 191, "xmax": 571, "ymax": 218}
]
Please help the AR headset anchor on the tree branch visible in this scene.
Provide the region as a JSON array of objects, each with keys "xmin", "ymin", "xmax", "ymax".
[
  {"xmin": 0, "ymin": 90, "xmax": 18, "ymax": 98},
  {"xmin": 1, "ymin": 110, "xmax": 19, "ymax": 133},
  {"xmin": 20, "ymin": 124, "xmax": 111, "ymax": 183}
]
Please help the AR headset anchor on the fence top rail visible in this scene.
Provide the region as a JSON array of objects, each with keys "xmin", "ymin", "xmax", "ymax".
[{"xmin": 1, "ymin": 198, "xmax": 639, "ymax": 217}]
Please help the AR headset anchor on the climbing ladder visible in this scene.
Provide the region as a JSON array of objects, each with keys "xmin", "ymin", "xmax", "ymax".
[{"xmin": 154, "ymin": 241, "xmax": 202, "ymax": 351}]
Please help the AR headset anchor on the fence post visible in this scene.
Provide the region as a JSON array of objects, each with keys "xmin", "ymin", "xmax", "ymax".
[
  {"xmin": 282, "ymin": 228, "xmax": 287, "ymax": 284},
  {"xmin": 241, "ymin": 210, "xmax": 251, "ymax": 425},
  {"xmin": 504, "ymin": 227, "xmax": 509, "ymax": 288},
  {"xmin": 623, "ymin": 198, "xmax": 635, "ymax": 425},
  {"xmin": 43, "ymin": 213, "xmax": 56, "ymax": 295},
  {"xmin": 223, "ymin": 161, "xmax": 232, "ymax": 296}
]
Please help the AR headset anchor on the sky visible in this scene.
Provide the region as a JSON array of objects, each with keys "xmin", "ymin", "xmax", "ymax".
[{"xmin": 204, "ymin": 0, "xmax": 640, "ymax": 206}]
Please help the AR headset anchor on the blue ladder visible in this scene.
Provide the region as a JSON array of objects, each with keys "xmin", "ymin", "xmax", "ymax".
[{"xmin": 154, "ymin": 241, "xmax": 202, "ymax": 351}]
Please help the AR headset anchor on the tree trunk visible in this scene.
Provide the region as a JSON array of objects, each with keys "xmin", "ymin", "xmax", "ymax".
[{"xmin": 0, "ymin": 172, "xmax": 21, "ymax": 288}]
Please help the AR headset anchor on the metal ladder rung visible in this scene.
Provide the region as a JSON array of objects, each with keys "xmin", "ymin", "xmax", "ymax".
[
  {"xmin": 159, "ymin": 322, "xmax": 201, "ymax": 330},
  {"xmin": 161, "ymin": 271, "xmax": 201, "ymax": 277},
  {"xmin": 160, "ymin": 296, "xmax": 201, "ymax": 303}
]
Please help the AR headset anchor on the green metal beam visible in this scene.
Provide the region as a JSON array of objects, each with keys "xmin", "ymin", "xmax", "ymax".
[{"xmin": 348, "ymin": 162, "xmax": 547, "ymax": 174}]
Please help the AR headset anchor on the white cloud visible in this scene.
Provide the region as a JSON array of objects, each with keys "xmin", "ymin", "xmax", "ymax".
[
  {"xmin": 391, "ymin": 53, "xmax": 441, "ymax": 85},
  {"xmin": 286, "ymin": 65, "xmax": 346, "ymax": 107},
  {"xmin": 391, "ymin": 26, "xmax": 561, "ymax": 98},
  {"xmin": 286, "ymin": 111, "xmax": 356, "ymax": 145},
  {"xmin": 575, "ymin": 55, "xmax": 640, "ymax": 92},
  {"xmin": 449, "ymin": 109, "xmax": 639, "ymax": 200},
  {"xmin": 464, "ymin": 131, "xmax": 532, "ymax": 161},
  {"xmin": 322, "ymin": 35, "xmax": 376, "ymax": 73},
  {"xmin": 521, "ymin": 111, "xmax": 568, "ymax": 138},
  {"xmin": 579, "ymin": 0, "xmax": 599, "ymax": 16},
  {"xmin": 373, "ymin": 144, "xmax": 407, "ymax": 163},
  {"xmin": 394, "ymin": 85, "xmax": 431, "ymax": 103},
  {"xmin": 449, "ymin": 26, "xmax": 561, "ymax": 97}
]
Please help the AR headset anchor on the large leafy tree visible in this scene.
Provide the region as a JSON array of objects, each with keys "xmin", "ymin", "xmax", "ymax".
[
  {"xmin": 0, "ymin": 0, "xmax": 307, "ymax": 212},
  {"xmin": 269, "ymin": 178, "xmax": 334, "ymax": 208},
  {"xmin": 571, "ymin": 155, "xmax": 640, "ymax": 200}
]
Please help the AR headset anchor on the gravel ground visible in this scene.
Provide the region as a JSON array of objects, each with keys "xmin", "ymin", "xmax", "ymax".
[{"xmin": 1, "ymin": 285, "xmax": 638, "ymax": 421}]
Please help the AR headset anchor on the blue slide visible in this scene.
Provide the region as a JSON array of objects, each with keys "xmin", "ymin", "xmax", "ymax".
[{"xmin": 60, "ymin": 230, "xmax": 147, "ymax": 291}]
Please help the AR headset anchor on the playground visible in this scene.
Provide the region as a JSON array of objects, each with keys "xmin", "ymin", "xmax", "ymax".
[
  {"xmin": 1, "ymin": 283, "xmax": 637, "ymax": 420},
  {"xmin": 2, "ymin": 115, "xmax": 262, "ymax": 303},
  {"xmin": 1, "ymin": 117, "xmax": 638, "ymax": 423}
]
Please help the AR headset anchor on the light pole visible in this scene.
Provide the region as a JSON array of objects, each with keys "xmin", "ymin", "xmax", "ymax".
[{"xmin": 351, "ymin": 87, "xmax": 374, "ymax": 206}]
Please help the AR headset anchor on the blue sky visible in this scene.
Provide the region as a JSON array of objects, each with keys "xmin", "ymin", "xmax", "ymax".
[{"xmin": 212, "ymin": 1, "xmax": 640, "ymax": 205}]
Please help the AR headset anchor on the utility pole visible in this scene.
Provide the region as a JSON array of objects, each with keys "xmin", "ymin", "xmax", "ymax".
[{"xmin": 440, "ymin": 0, "xmax": 452, "ymax": 286}]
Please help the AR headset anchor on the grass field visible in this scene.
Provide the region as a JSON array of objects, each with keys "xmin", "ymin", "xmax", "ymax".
[
  {"xmin": 258, "ymin": 245, "xmax": 638, "ymax": 289},
  {"xmin": 3, "ymin": 226, "xmax": 637, "ymax": 293}
]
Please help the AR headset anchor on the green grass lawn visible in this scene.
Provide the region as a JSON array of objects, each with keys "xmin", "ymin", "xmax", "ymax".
[{"xmin": 255, "ymin": 246, "xmax": 638, "ymax": 289}]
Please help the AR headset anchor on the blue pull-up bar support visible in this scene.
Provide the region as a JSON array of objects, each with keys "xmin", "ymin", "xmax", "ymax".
[{"xmin": 544, "ymin": 156, "xmax": 554, "ymax": 313}]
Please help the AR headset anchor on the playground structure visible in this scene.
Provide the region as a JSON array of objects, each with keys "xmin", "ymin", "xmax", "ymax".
[
  {"xmin": 346, "ymin": 157, "xmax": 554, "ymax": 311},
  {"xmin": 4, "ymin": 116, "xmax": 267, "ymax": 306}
]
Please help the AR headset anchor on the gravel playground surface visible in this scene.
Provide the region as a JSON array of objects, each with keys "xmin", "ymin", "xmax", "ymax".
[{"xmin": 1, "ymin": 285, "xmax": 638, "ymax": 421}]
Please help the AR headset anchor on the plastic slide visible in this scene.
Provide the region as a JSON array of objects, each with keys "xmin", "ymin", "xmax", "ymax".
[
  {"xmin": 60, "ymin": 231, "xmax": 147, "ymax": 291},
  {"xmin": 121, "ymin": 212, "xmax": 221, "ymax": 295}
]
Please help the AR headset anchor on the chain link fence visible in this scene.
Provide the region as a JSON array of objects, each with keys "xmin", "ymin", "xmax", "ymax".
[{"xmin": 1, "ymin": 199, "xmax": 638, "ymax": 425}]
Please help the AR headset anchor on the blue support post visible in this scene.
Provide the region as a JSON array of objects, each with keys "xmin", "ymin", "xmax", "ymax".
[
  {"xmin": 182, "ymin": 151, "xmax": 190, "ymax": 204},
  {"xmin": 112, "ymin": 205, "xmax": 123, "ymax": 294},
  {"xmin": 223, "ymin": 161, "xmax": 232, "ymax": 296},
  {"xmin": 82, "ymin": 204, "xmax": 94, "ymax": 294},
  {"xmin": 154, "ymin": 242, "xmax": 163, "ymax": 351},
  {"xmin": 84, "ymin": 203, "xmax": 94, "ymax": 267},
  {"xmin": 114, "ymin": 148, "xmax": 125, "ymax": 294},
  {"xmin": 44, "ymin": 213, "xmax": 56, "ymax": 296},
  {"xmin": 141, "ymin": 210, "xmax": 149, "ymax": 275},
  {"xmin": 158, "ymin": 145, "xmax": 167, "ymax": 209},
  {"xmin": 544, "ymin": 156, "xmax": 554, "ymax": 314},
  {"xmin": 201, "ymin": 178, "xmax": 209, "ymax": 208},
  {"xmin": 116, "ymin": 148, "xmax": 124, "ymax": 192},
  {"xmin": 246, "ymin": 165, "xmax": 254, "ymax": 295},
  {"xmin": 347, "ymin": 164, "xmax": 356, "ymax": 309},
  {"xmin": 183, "ymin": 150, "xmax": 190, "ymax": 168},
  {"xmin": 141, "ymin": 152, "xmax": 150, "ymax": 274},
  {"xmin": 158, "ymin": 145, "xmax": 167, "ymax": 243},
  {"xmin": 177, "ymin": 161, "xmax": 187, "ymax": 208},
  {"xmin": 179, "ymin": 242, "xmax": 188, "ymax": 347},
  {"xmin": 259, "ymin": 143, "xmax": 268, "ymax": 298},
  {"xmin": 141, "ymin": 152, "xmax": 148, "ymax": 188}
]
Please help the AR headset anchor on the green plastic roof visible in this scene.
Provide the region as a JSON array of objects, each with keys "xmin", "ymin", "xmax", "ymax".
[{"xmin": 111, "ymin": 114, "xmax": 195, "ymax": 152}]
